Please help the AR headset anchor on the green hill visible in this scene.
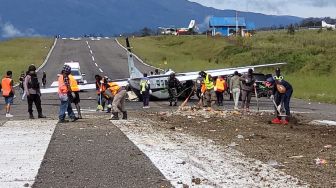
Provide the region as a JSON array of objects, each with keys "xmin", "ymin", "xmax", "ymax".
[
  {"xmin": 122, "ymin": 30, "xmax": 336, "ymax": 103},
  {"xmin": 0, "ymin": 38, "xmax": 54, "ymax": 81}
]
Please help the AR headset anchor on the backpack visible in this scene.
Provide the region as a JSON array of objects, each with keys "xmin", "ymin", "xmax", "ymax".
[{"xmin": 29, "ymin": 75, "xmax": 40, "ymax": 89}]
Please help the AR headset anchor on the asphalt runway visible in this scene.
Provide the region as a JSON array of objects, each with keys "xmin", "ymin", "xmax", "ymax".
[{"xmin": 1, "ymin": 37, "xmax": 336, "ymax": 187}]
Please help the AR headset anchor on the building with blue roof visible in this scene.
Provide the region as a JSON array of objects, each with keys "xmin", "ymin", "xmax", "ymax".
[{"xmin": 209, "ymin": 17, "xmax": 255, "ymax": 37}]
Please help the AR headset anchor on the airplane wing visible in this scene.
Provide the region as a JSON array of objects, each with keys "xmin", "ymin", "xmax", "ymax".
[
  {"xmin": 174, "ymin": 62, "xmax": 287, "ymax": 82},
  {"xmin": 40, "ymin": 80, "xmax": 129, "ymax": 94}
]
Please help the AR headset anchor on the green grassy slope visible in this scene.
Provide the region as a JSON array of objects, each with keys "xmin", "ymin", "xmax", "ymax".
[
  {"xmin": 0, "ymin": 38, "xmax": 54, "ymax": 82},
  {"xmin": 121, "ymin": 30, "xmax": 336, "ymax": 103}
]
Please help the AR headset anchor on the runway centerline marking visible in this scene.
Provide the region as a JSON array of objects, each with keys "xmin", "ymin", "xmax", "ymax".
[
  {"xmin": 92, "ymin": 56, "xmax": 95, "ymax": 61},
  {"xmin": 95, "ymin": 63, "xmax": 98, "ymax": 67},
  {"xmin": 99, "ymin": 68, "xmax": 103, "ymax": 73},
  {"xmin": 90, "ymin": 50, "xmax": 93, "ymax": 54}
]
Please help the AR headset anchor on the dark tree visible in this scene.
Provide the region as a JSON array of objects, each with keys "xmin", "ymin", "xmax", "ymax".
[{"xmin": 287, "ymin": 24, "xmax": 295, "ymax": 35}]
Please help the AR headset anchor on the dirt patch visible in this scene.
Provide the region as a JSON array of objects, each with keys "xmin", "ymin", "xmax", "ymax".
[{"xmin": 133, "ymin": 108, "xmax": 336, "ymax": 187}]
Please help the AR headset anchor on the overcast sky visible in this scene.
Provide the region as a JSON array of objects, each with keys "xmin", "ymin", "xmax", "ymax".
[{"xmin": 189, "ymin": 0, "xmax": 336, "ymax": 18}]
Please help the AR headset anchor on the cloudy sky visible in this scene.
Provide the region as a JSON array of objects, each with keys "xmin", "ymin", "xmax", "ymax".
[{"xmin": 189, "ymin": 0, "xmax": 336, "ymax": 18}]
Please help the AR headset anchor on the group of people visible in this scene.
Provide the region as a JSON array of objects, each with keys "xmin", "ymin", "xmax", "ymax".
[
  {"xmin": 1, "ymin": 65, "xmax": 46, "ymax": 118},
  {"xmin": 195, "ymin": 67, "xmax": 293, "ymax": 124},
  {"xmin": 94, "ymin": 74, "xmax": 127, "ymax": 120},
  {"xmin": 136, "ymin": 67, "xmax": 292, "ymax": 125},
  {"xmin": 1, "ymin": 65, "xmax": 293, "ymax": 125}
]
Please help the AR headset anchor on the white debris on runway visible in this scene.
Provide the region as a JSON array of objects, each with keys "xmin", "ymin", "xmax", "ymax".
[
  {"xmin": 113, "ymin": 119, "xmax": 308, "ymax": 188},
  {"xmin": 0, "ymin": 120, "xmax": 57, "ymax": 188},
  {"xmin": 309, "ymin": 120, "xmax": 336, "ymax": 126}
]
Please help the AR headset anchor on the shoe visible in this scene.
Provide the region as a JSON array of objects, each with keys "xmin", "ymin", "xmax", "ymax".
[
  {"xmin": 38, "ymin": 114, "xmax": 46, "ymax": 118},
  {"xmin": 58, "ymin": 119, "xmax": 69, "ymax": 123},
  {"xmin": 70, "ymin": 117, "xmax": 79, "ymax": 122},
  {"xmin": 169, "ymin": 102, "xmax": 172, "ymax": 106},
  {"xmin": 271, "ymin": 118, "xmax": 282, "ymax": 124},
  {"xmin": 110, "ymin": 112, "xmax": 119, "ymax": 120},
  {"xmin": 122, "ymin": 111, "xmax": 127, "ymax": 120},
  {"xmin": 29, "ymin": 114, "xmax": 35, "ymax": 119},
  {"xmin": 282, "ymin": 120, "xmax": 289, "ymax": 125},
  {"xmin": 174, "ymin": 103, "xmax": 177, "ymax": 106},
  {"xmin": 5, "ymin": 113, "xmax": 13, "ymax": 118}
]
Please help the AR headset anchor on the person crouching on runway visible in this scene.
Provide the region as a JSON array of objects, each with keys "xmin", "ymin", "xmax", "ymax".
[
  {"xmin": 106, "ymin": 82, "xmax": 127, "ymax": 120},
  {"xmin": 266, "ymin": 77, "xmax": 293, "ymax": 125}
]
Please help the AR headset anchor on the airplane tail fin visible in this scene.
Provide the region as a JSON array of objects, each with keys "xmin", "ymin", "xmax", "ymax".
[
  {"xmin": 126, "ymin": 37, "xmax": 143, "ymax": 79},
  {"xmin": 188, "ymin": 20, "xmax": 196, "ymax": 29}
]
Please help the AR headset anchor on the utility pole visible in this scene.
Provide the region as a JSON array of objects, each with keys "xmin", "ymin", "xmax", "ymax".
[{"xmin": 236, "ymin": 11, "xmax": 239, "ymax": 36}]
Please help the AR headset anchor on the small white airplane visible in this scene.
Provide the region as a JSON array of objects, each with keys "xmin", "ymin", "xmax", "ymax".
[
  {"xmin": 322, "ymin": 21, "xmax": 335, "ymax": 30},
  {"xmin": 158, "ymin": 27, "xmax": 177, "ymax": 35},
  {"xmin": 176, "ymin": 20, "xmax": 196, "ymax": 35},
  {"xmin": 41, "ymin": 37, "xmax": 286, "ymax": 99}
]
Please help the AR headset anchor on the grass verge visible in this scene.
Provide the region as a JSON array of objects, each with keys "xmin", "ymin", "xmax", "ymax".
[{"xmin": 0, "ymin": 38, "xmax": 54, "ymax": 82}]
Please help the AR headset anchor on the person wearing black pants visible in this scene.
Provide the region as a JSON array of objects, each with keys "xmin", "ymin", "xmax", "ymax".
[
  {"xmin": 140, "ymin": 73, "xmax": 150, "ymax": 108},
  {"xmin": 266, "ymin": 77, "xmax": 293, "ymax": 125},
  {"xmin": 24, "ymin": 65, "xmax": 46, "ymax": 119}
]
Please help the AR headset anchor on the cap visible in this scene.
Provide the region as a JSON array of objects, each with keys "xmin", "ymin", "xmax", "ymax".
[{"xmin": 266, "ymin": 77, "xmax": 275, "ymax": 83}]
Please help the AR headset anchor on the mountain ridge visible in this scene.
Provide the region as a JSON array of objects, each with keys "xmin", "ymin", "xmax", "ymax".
[{"xmin": 0, "ymin": 0, "xmax": 302, "ymax": 38}]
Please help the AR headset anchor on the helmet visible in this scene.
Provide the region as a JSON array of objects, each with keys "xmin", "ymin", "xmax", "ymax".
[
  {"xmin": 62, "ymin": 64, "xmax": 71, "ymax": 74},
  {"xmin": 199, "ymin": 71, "xmax": 206, "ymax": 77},
  {"xmin": 28, "ymin": 64, "xmax": 36, "ymax": 72}
]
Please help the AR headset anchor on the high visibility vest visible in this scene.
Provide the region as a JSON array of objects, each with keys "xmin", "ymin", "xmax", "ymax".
[
  {"xmin": 96, "ymin": 81, "xmax": 106, "ymax": 94},
  {"xmin": 69, "ymin": 75, "xmax": 79, "ymax": 92},
  {"xmin": 140, "ymin": 79, "xmax": 149, "ymax": 92},
  {"xmin": 1, "ymin": 77, "xmax": 12, "ymax": 97},
  {"xmin": 201, "ymin": 83, "xmax": 206, "ymax": 93},
  {"xmin": 215, "ymin": 78, "xmax": 225, "ymax": 92},
  {"xmin": 58, "ymin": 75, "xmax": 68, "ymax": 94},
  {"xmin": 107, "ymin": 82, "xmax": 120, "ymax": 96},
  {"xmin": 204, "ymin": 74, "xmax": 214, "ymax": 90}
]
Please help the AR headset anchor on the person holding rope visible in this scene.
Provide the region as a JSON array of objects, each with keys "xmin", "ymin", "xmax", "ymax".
[{"xmin": 199, "ymin": 71, "xmax": 216, "ymax": 108}]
